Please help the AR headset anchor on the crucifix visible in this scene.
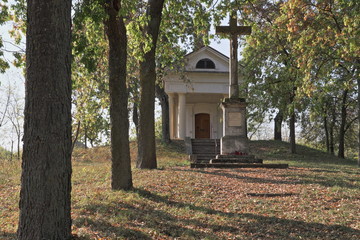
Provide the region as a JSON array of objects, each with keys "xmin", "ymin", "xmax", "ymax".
[{"xmin": 216, "ymin": 10, "xmax": 251, "ymax": 99}]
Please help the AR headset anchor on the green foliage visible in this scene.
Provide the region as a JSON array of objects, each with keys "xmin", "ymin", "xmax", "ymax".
[
  {"xmin": 237, "ymin": 0, "xmax": 359, "ymax": 157},
  {"xmin": 0, "ymin": 0, "xmax": 10, "ymax": 73},
  {"xmin": 278, "ymin": 0, "xmax": 359, "ymax": 156},
  {"xmin": 72, "ymin": 0, "xmax": 111, "ymax": 147},
  {"xmin": 239, "ymin": 0, "xmax": 303, "ymax": 138}
]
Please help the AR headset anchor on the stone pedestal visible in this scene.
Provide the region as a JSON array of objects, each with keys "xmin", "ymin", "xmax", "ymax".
[{"xmin": 220, "ymin": 98, "xmax": 248, "ymax": 154}]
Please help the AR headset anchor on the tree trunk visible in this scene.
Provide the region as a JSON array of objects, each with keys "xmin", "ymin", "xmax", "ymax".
[
  {"xmin": 329, "ymin": 103, "xmax": 336, "ymax": 155},
  {"xmin": 274, "ymin": 109, "xmax": 283, "ymax": 141},
  {"xmin": 133, "ymin": 102, "xmax": 139, "ymax": 140},
  {"xmin": 137, "ymin": 0, "xmax": 165, "ymax": 169},
  {"xmin": 10, "ymin": 140, "xmax": 13, "ymax": 161},
  {"xmin": 84, "ymin": 125, "xmax": 88, "ymax": 149},
  {"xmin": 323, "ymin": 115, "xmax": 330, "ymax": 153},
  {"xmin": 358, "ymin": 71, "xmax": 360, "ymax": 167},
  {"xmin": 18, "ymin": 0, "xmax": 72, "ymax": 239},
  {"xmin": 17, "ymin": 134, "xmax": 20, "ymax": 160},
  {"xmin": 155, "ymin": 83, "xmax": 170, "ymax": 144},
  {"xmin": 289, "ymin": 112, "xmax": 296, "ymax": 154},
  {"xmin": 338, "ymin": 89, "xmax": 348, "ymax": 159},
  {"xmin": 105, "ymin": 0, "xmax": 132, "ymax": 190}
]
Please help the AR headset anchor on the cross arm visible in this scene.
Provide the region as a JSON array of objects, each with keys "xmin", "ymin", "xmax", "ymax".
[{"xmin": 216, "ymin": 26, "xmax": 252, "ymax": 36}]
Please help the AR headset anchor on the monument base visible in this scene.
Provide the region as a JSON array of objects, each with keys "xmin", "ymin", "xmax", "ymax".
[{"xmin": 220, "ymin": 135, "xmax": 248, "ymax": 155}]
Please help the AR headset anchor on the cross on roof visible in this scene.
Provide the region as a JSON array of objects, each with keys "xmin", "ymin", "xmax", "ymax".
[{"xmin": 216, "ymin": 11, "xmax": 251, "ymax": 99}]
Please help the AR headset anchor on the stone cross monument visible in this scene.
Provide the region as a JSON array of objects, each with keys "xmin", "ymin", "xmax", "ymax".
[{"xmin": 216, "ymin": 10, "xmax": 251, "ymax": 155}]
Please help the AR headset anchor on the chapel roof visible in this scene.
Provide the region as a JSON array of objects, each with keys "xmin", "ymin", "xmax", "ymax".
[{"xmin": 185, "ymin": 45, "xmax": 229, "ymax": 62}]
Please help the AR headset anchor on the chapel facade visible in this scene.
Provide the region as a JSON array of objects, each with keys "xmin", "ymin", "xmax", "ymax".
[{"xmin": 164, "ymin": 46, "xmax": 231, "ymax": 140}]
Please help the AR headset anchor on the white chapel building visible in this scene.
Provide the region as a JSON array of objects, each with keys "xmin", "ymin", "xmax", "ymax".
[{"xmin": 164, "ymin": 46, "xmax": 231, "ymax": 140}]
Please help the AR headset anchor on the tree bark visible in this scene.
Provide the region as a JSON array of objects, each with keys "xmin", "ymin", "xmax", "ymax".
[
  {"xmin": 358, "ymin": 70, "xmax": 360, "ymax": 167},
  {"xmin": 155, "ymin": 83, "xmax": 170, "ymax": 144},
  {"xmin": 289, "ymin": 112, "xmax": 296, "ymax": 154},
  {"xmin": 329, "ymin": 103, "xmax": 336, "ymax": 155},
  {"xmin": 18, "ymin": 0, "xmax": 72, "ymax": 239},
  {"xmin": 274, "ymin": 109, "xmax": 283, "ymax": 141},
  {"xmin": 105, "ymin": 0, "xmax": 132, "ymax": 190},
  {"xmin": 338, "ymin": 89, "xmax": 348, "ymax": 159},
  {"xmin": 137, "ymin": 0, "xmax": 165, "ymax": 169},
  {"xmin": 133, "ymin": 102, "xmax": 139, "ymax": 140},
  {"xmin": 323, "ymin": 115, "xmax": 330, "ymax": 153}
]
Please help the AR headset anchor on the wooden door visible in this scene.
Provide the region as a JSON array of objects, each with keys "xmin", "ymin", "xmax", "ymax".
[{"xmin": 195, "ymin": 113, "xmax": 210, "ymax": 139}]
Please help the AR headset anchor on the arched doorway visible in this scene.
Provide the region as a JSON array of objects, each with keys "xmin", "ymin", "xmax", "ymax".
[{"xmin": 195, "ymin": 113, "xmax": 210, "ymax": 139}]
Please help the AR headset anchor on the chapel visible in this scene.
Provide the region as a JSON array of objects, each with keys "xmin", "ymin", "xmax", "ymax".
[{"xmin": 164, "ymin": 46, "xmax": 233, "ymax": 140}]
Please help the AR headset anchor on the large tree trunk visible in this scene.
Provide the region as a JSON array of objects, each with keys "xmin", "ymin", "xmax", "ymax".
[
  {"xmin": 289, "ymin": 112, "xmax": 296, "ymax": 154},
  {"xmin": 274, "ymin": 109, "xmax": 283, "ymax": 141},
  {"xmin": 338, "ymin": 89, "xmax": 348, "ymax": 159},
  {"xmin": 18, "ymin": 0, "xmax": 72, "ymax": 239},
  {"xmin": 155, "ymin": 83, "xmax": 170, "ymax": 144},
  {"xmin": 358, "ymin": 69, "xmax": 360, "ymax": 167},
  {"xmin": 105, "ymin": 0, "xmax": 132, "ymax": 190},
  {"xmin": 137, "ymin": 0, "xmax": 165, "ymax": 169}
]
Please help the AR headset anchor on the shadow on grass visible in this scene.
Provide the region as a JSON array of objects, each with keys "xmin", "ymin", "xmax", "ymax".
[
  {"xmin": 75, "ymin": 199, "xmax": 220, "ymax": 239},
  {"xmin": 73, "ymin": 216, "xmax": 151, "ymax": 240},
  {"xmin": 75, "ymin": 188, "xmax": 360, "ymax": 239},
  {"xmin": 135, "ymin": 188, "xmax": 360, "ymax": 239},
  {"xmin": 175, "ymin": 167, "xmax": 360, "ymax": 190},
  {"xmin": 176, "ymin": 168, "xmax": 301, "ymax": 185}
]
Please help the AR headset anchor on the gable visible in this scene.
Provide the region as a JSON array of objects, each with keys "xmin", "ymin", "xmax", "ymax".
[{"xmin": 185, "ymin": 46, "xmax": 229, "ymax": 73}]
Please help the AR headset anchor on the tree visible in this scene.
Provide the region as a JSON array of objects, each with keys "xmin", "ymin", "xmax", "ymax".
[
  {"xmin": 281, "ymin": 0, "xmax": 359, "ymax": 158},
  {"xmin": 18, "ymin": 0, "xmax": 72, "ymax": 238},
  {"xmin": 136, "ymin": 0, "xmax": 165, "ymax": 169},
  {"xmin": 104, "ymin": 0, "xmax": 133, "ymax": 189},
  {"xmin": 72, "ymin": 18, "xmax": 110, "ymax": 148},
  {"xmin": 7, "ymin": 86, "xmax": 24, "ymax": 160},
  {"xmin": 241, "ymin": 0, "xmax": 304, "ymax": 153},
  {"xmin": 72, "ymin": 0, "xmax": 133, "ymax": 189},
  {"xmin": 0, "ymin": 0, "xmax": 10, "ymax": 73}
]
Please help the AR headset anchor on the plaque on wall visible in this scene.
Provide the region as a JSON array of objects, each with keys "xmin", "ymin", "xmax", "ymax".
[{"xmin": 228, "ymin": 112, "xmax": 242, "ymax": 127}]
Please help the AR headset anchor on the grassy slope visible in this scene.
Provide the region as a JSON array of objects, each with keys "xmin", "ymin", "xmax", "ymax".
[{"xmin": 1, "ymin": 140, "xmax": 359, "ymax": 240}]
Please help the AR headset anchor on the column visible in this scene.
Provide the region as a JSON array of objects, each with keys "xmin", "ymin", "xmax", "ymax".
[
  {"xmin": 177, "ymin": 93, "xmax": 186, "ymax": 139},
  {"xmin": 168, "ymin": 93, "xmax": 174, "ymax": 139}
]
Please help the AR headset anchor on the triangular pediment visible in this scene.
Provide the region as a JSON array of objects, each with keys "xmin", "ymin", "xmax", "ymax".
[{"xmin": 185, "ymin": 46, "xmax": 229, "ymax": 73}]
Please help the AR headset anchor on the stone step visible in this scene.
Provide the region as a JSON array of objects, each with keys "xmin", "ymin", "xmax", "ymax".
[
  {"xmin": 191, "ymin": 142, "xmax": 220, "ymax": 145},
  {"xmin": 191, "ymin": 143, "xmax": 219, "ymax": 147},
  {"xmin": 191, "ymin": 139, "xmax": 220, "ymax": 142},
  {"xmin": 196, "ymin": 156, "xmax": 218, "ymax": 161},
  {"xmin": 215, "ymin": 154, "xmax": 256, "ymax": 159},
  {"xmin": 192, "ymin": 145, "xmax": 219, "ymax": 149},
  {"xmin": 197, "ymin": 154, "xmax": 217, "ymax": 157},
  {"xmin": 194, "ymin": 155, "xmax": 220, "ymax": 159},
  {"xmin": 193, "ymin": 149, "xmax": 220, "ymax": 154},
  {"xmin": 190, "ymin": 163, "xmax": 289, "ymax": 169},
  {"xmin": 210, "ymin": 158, "xmax": 263, "ymax": 164}
]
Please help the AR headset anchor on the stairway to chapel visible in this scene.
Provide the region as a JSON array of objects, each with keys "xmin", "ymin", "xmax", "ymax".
[
  {"xmin": 190, "ymin": 139, "xmax": 220, "ymax": 163},
  {"xmin": 188, "ymin": 138, "xmax": 288, "ymax": 169}
]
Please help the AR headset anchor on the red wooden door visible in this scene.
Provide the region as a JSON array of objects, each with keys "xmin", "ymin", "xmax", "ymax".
[{"xmin": 195, "ymin": 113, "xmax": 210, "ymax": 139}]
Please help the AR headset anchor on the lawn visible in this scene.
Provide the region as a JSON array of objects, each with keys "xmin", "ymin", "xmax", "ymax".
[{"xmin": 1, "ymin": 140, "xmax": 359, "ymax": 239}]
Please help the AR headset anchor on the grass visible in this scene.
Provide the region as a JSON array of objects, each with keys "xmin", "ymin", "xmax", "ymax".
[{"xmin": 1, "ymin": 140, "xmax": 359, "ymax": 239}]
